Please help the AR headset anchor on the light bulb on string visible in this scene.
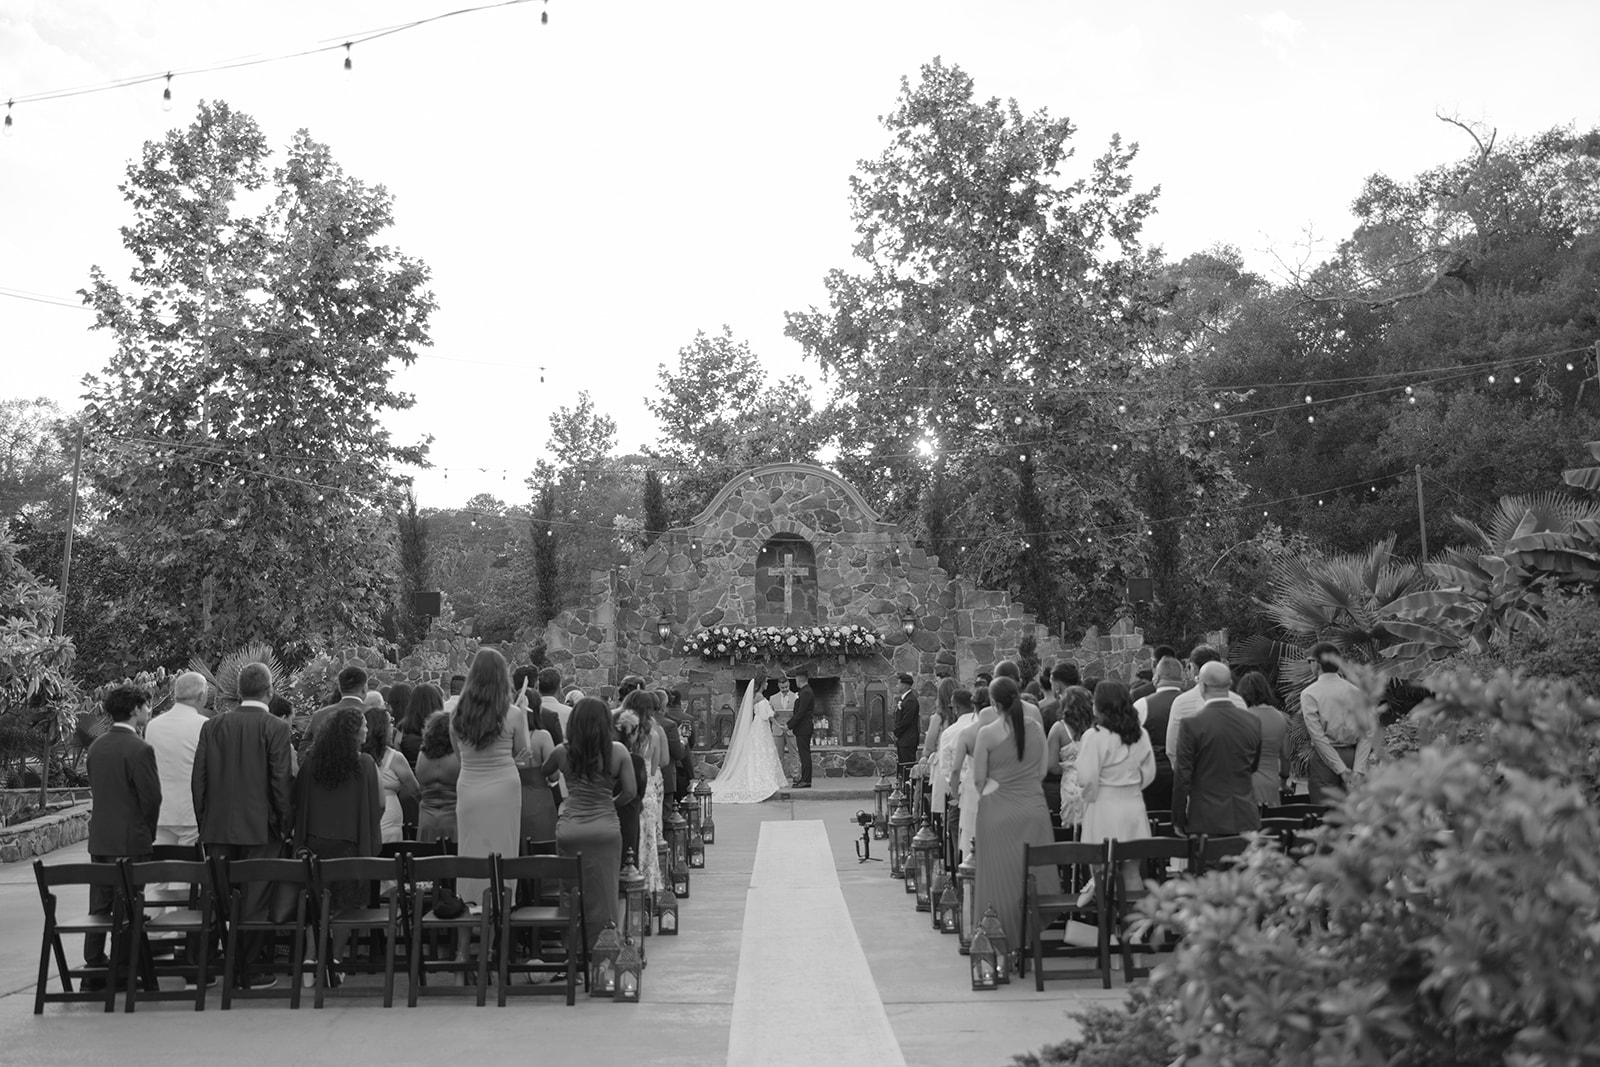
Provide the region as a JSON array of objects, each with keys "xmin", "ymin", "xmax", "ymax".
[
  {"xmin": 1513, "ymin": 375, "xmax": 1522, "ymax": 384},
  {"xmin": 343, "ymin": 42, "xmax": 353, "ymax": 74},
  {"xmin": 3, "ymin": 99, "xmax": 12, "ymax": 137},
  {"xmin": 1116, "ymin": 404, "xmax": 1126, "ymax": 414},
  {"xmin": 1304, "ymin": 394, "xmax": 1313, "ymax": 404},
  {"xmin": 1307, "ymin": 415, "xmax": 1315, "ymax": 424},
  {"xmin": 161, "ymin": 74, "xmax": 173, "ymax": 111},
  {"xmin": 1212, "ymin": 401, "xmax": 1221, "ymax": 411},
  {"xmin": 1488, "ymin": 375, "xmax": 1496, "ymax": 384},
  {"xmin": 1567, "ymin": 363, "xmax": 1576, "ymax": 372}
]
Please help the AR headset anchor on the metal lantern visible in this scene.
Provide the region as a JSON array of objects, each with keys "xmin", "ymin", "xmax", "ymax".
[
  {"xmin": 978, "ymin": 905, "xmax": 1010, "ymax": 985},
  {"xmin": 590, "ymin": 920, "xmax": 622, "ymax": 997},
  {"xmin": 912, "ymin": 814, "xmax": 939, "ymax": 911},
  {"xmin": 887, "ymin": 787, "xmax": 914, "ymax": 879},
  {"xmin": 929, "ymin": 866, "xmax": 947, "ymax": 931},
  {"xmin": 620, "ymin": 853, "xmax": 648, "ymax": 949},
  {"xmin": 872, "ymin": 775, "xmax": 892, "ymax": 840},
  {"xmin": 694, "ymin": 778, "xmax": 714, "ymax": 844},
  {"xmin": 937, "ymin": 880, "xmax": 960, "ymax": 934},
  {"xmin": 688, "ymin": 826, "xmax": 706, "ymax": 869},
  {"xmin": 656, "ymin": 888, "xmax": 679, "ymax": 935},
  {"xmin": 969, "ymin": 928, "xmax": 999, "ymax": 991},
  {"xmin": 656, "ymin": 837, "xmax": 671, "ymax": 891},
  {"xmin": 910, "ymin": 762, "xmax": 926, "ymax": 822},
  {"xmin": 957, "ymin": 850, "xmax": 978, "ymax": 954},
  {"xmin": 666, "ymin": 800, "xmax": 689, "ymax": 870},
  {"xmin": 614, "ymin": 936, "xmax": 642, "ymax": 1003},
  {"xmin": 686, "ymin": 795, "xmax": 702, "ymax": 840}
]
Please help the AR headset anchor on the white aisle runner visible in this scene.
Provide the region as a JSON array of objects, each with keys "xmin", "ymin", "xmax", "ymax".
[{"xmin": 726, "ymin": 821, "xmax": 906, "ymax": 1067}]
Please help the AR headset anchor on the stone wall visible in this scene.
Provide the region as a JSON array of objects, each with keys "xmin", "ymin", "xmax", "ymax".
[
  {"xmin": 544, "ymin": 464, "xmax": 1069, "ymax": 706},
  {"xmin": 0, "ymin": 801, "xmax": 91, "ymax": 864}
]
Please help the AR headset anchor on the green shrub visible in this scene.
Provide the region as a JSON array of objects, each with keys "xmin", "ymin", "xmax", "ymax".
[
  {"xmin": 1010, "ymin": 985, "xmax": 1173, "ymax": 1067},
  {"xmin": 1041, "ymin": 668, "xmax": 1600, "ymax": 1067}
]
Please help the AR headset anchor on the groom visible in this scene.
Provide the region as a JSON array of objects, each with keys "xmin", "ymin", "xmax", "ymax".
[{"xmin": 787, "ymin": 672, "xmax": 815, "ymax": 788}]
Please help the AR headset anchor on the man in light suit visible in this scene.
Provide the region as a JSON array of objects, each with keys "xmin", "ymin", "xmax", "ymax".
[
  {"xmin": 83, "ymin": 685, "xmax": 160, "ymax": 974},
  {"xmin": 145, "ymin": 670, "xmax": 210, "ymax": 850},
  {"xmin": 193, "ymin": 662, "xmax": 293, "ymax": 990},
  {"xmin": 1300, "ymin": 641, "xmax": 1369, "ymax": 803},
  {"xmin": 1171, "ymin": 662, "xmax": 1262, "ymax": 837}
]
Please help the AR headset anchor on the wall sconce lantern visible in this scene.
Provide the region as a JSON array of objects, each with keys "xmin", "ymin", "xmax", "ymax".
[
  {"xmin": 657, "ymin": 616, "xmax": 674, "ymax": 642},
  {"xmin": 901, "ymin": 610, "xmax": 917, "ymax": 636}
]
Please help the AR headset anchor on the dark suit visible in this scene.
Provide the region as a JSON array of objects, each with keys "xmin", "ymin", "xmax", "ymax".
[
  {"xmin": 788, "ymin": 687, "xmax": 815, "ymax": 785},
  {"xmin": 84, "ymin": 724, "xmax": 161, "ymax": 963},
  {"xmin": 1140, "ymin": 688, "xmax": 1181, "ymax": 812},
  {"xmin": 193, "ymin": 702, "xmax": 294, "ymax": 981},
  {"xmin": 893, "ymin": 689, "xmax": 921, "ymax": 767},
  {"xmin": 301, "ymin": 694, "xmax": 367, "ymax": 756},
  {"xmin": 1171, "ymin": 698, "xmax": 1263, "ymax": 837}
]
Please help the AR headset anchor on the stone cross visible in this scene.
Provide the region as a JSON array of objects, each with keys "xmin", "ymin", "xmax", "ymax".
[{"xmin": 762, "ymin": 551, "xmax": 812, "ymax": 617}]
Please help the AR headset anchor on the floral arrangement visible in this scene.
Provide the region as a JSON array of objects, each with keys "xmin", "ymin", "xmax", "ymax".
[{"xmin": 680, "ymin": 624, "xmax": 882, "ymax": 661}]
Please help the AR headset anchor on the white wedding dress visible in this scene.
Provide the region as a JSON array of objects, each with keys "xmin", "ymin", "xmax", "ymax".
[{"xmin": 711, "ymin": 681, "xmax": 789, "ymax": 804}]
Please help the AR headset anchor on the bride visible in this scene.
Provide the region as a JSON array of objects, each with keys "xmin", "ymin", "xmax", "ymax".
[{"xmin": 711, "ymin": 673, "xmax": 790, "ymax": 804}]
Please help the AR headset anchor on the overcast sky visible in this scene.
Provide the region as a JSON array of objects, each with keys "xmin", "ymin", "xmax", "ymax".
[{"xmin": 3, "ymin": 0, "xmax": 1595, "ymax": 509}]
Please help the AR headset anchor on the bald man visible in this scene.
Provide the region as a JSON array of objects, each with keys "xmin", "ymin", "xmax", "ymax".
[{"xmin": 1170, "ymin": 662, "xmax": 1262, "ymax": 837}]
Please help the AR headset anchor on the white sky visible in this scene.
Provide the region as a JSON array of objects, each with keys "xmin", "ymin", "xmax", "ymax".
[{"xmin": 2, "ymin": 0, "xmax": 1595, "ymax": 508}]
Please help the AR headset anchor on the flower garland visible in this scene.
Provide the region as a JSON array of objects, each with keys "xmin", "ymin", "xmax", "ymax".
[{"xmin": 679, "ymin": 624, "xmax": 882, "ymax": 661}]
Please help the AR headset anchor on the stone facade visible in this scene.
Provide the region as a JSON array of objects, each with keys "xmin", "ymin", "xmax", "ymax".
[
  {"xmin": 0, "ymin": 801, "xmax": 91, "ymax": 864},
  {"xmin": 543, "ymin": 463, "xmax": 1167, "ymax": 774}
]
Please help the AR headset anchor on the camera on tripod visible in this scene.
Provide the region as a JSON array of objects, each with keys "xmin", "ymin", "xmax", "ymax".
[
  {"xmin": 852, "ymin": 810, "xmax": 874, "ymax": 827},
  {"xmin": 852, "ymin": 810, "xmax": 881, "ymax": 862}
]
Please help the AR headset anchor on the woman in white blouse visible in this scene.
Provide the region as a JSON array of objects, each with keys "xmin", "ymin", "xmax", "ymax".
[{"xmin": 1075, "ymin": 680, "xmax": 1156, "ymax": 903}]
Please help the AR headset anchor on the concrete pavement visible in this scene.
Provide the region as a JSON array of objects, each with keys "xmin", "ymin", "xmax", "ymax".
[{"xmin": 0, "ymin": 799, "xmax": 1119, "ymax": 1066}]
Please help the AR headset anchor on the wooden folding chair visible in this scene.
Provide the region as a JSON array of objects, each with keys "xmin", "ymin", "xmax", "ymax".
[
  {"xmin": 1019, "ymin": 841, "xmax": 1110, "ymax": 990},
  {"xmin": 32, "ymin": 860, "xmax": 128, "ymax": 1014},
  {"xmin": 1106, "ymin": 838, "xmax": 1191, "ymax": 982},
  {"xmin": 1192, "ymin": 834, "xmax": 1251, "ymax": 874},
  {"xmin": 143, "ymin": 843, "xmax": 205, "ymax": 908},
  {"xmin": 496, "ymin": 854, "xmax": 585, "ymax": 1005},
  {"xmin": 1262, "ymin": 803, "xmax": 1326, "ymax": 823},
  {"xmin": 216, "ymin": 855, "xmax": 312, "ymax": 1009},
  {"xmin": 310, "ymin": 855, "xmax": 406, "ymax": 1008},
  {"xmin": 407, "ymin": 854, "xmax": 496, "ymax": 1007},
  {"xmin": 122, "ymin": 858, "xmax": 215, "ymax": 1012}
]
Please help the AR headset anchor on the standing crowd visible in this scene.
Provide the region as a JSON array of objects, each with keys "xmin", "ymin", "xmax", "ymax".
[
  {"xmin": 81, "ymin": 648, "xmax": 701, "ymax": 989},
  {"xmin": 921, "ymin": 642, "xmax": 1386, "ymax": 968}
]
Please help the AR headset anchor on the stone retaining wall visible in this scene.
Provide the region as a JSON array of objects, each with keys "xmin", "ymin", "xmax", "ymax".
[
  {"xmin": 1, "ymin": 788, "xmax": 92, "ymax": 826},
  {"xmin": 0, "ymin": 802, "xmax": 91, "ymax": 864}
]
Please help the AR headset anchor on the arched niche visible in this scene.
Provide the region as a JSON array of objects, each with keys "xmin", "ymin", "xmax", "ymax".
[{"xmin": 755, "ymin": 533, "xmax": 818, "ymax": 625}]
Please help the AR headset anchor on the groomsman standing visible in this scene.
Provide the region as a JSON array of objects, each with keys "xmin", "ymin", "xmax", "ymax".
[
  {"xmin": 894, "ymin": 672, "xmax": 921, "ymax": 773},
  {"xmin": 83, "ymin": 686, "xmax": 160, "ymax": 979}
]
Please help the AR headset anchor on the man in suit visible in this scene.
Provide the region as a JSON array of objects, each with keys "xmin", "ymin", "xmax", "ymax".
[
  {"xmin": 83, "ymin": 685, "xmax": 161, "ymax": 972},
  {"xmin": 145, "ymin": 670, "xmax": 209, "ymax": 850},
  {"xmin": 1171, "ymin": 661, "xmax": 1262, "ymax": 837},
  {"xmin": 1134, "ymin": 656, "xmax": 1186, "ymax": 812},
  {"xmin": 537, "ymin": 667, "xmax": 572, "ymax": 737},
  {"xmin": 301, "ymin": 663, "xmax": 369, "ymax": 755},
  {"xmin": 1165, "ymin": 644, "xmax": 1248, "ymax": 757},
  {"xmin": 1037, "ymin": 662, "xmax": 1080, "ymax": 731},
  {"xmin": 1130, "ymin": 645, "xmax": 1174, "ymax": 701},
  {"xmin": 893, "ymin": 672, "xmax": 921, "ymax": 773},
  {"xmin": 192, "ymin": 662, "xmax": 294, "ymax": 990},
  {"xmin": 788, "ymin": 672, "xmax": 815, "ymax": 788},
  {"xmin": 1300, "ymin": 641, "xmax": 1368, "ymax": 803},
  {"xmin": 661, "ymin": 689, "xmax": 695, "ymax": 806}
]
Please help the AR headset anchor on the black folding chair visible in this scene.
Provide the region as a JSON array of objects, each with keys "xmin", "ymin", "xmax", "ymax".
[
  {"xmin": 1192, "ymin": 834, "xmax": 1252, "ymax": 874},
  {"xmin": 216, "ymin": 854, "xmax": 312, "ymax": 1009},
  {"xmin": 496, "ymin": 854, "xmax": 585, "ymax": 1005},
  {"xmin": 407, "ymin": 854, "xmax": 496, "ymax": 1006},
  {"xmin": 1106, "ymin": 838, "xmax": 1191, "ymax": 982},
  {"xmin": 310, "ymin": 855, "xmax": 406, "ymax": 1008},
  {"xmin": 32, "ymin": 860, "xmax": 128, "ymax": 1014},
  {"xmin": 122, "ymin": 858, "xmax": 215, "ymax": 1011},
  {"xmin": 1262, "ymin": 803, "xmax": 1326, "ymax": 823},
  {"xmin": 1019, "ymin": 841, "xmax": 1110, "ymax": 990},
  {"xmin": 144, "ymin": 843, "xmax": 205, "ymax": 908}
]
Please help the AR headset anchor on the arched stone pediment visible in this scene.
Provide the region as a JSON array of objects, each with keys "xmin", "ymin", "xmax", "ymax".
[{"xmin": 690, "ymin": 463, "xmax": 883, "ymax": 528}]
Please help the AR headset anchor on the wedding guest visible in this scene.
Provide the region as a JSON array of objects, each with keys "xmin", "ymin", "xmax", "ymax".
[
  {"xmin": 385, "ymin": 682, "xmax": 413, "ymax": 732},
  {"xmin": 514, "ymin": 678, "xmax": 559, "ymax": 848},
  {"xmin": 1135, "ymin": 656, "xmax": 1186, "ymax": 812},
  {"xmin": 544, "ymin": 697, "xmax": 636, "ymax": 942},
  {"xmin": 292, "ymin": 706, "xmax": 381, "ymax": 981},
  {"xmin": 624, "ymin": 689, "xmax": 668, "ymax": 894},
  {"xmin": 538, "ymin": 668, "xmax": 573, "ymax": 737},
  {"xmin": 1165, "ymin": 645, "xmax": 1247, "ymax": 757},
  {"xmin": 1237, "ymin": 671, "xmax": 1292, "ymax": 806},
  {"xmin": 146, "ymin": 670, "xmax": 208, "ymax": 850},
  {"xmin": 933, "ymin": 688, "xmax": 975, "ymax": 839},
  {"xmin": 397, "ymin": 683, "xmax": 443, "ymax": 768},
  {"xmin": 893, "ymin": 672, "xmax": 921, "ymax": 772},
  {"xmin": 192, "ymin": 662, "xmax": 292, "ymax": 990},
  {"xmin": 948, "ymin": 684, "xmax": 996, "ymax": 861},
  {"xmin": 364, "ymin": 706, "xmax": 419, "ymax": 843},
  {"xmin": 1171, "ymin": 662, "xmax": 1262, "ymax": 837},
  {"xmin": 1131, "ymin": 645, "xmax": 1174, "ymax": 701},
  {"xmin": 972, "ymin": 677, "xmax": 1057, "ymax": 957},
  {"xmin": 564, "ymin": 688, "xmax": 585, "ymax": 706},
  {"xmin": 993, "ymin": 660, "xmax": 1043, "ymax": 727},
  {"xmin": 657, "ymin": 688, "xmax": 689, "ymax": 804},
  {"xmin": 613, "ymin": 710, "xmax": 647, "ymax": 874},
  {"xmin": 415, "ymin": 712, "xmax": 461, "ymax": 844},
  {"xmin": 1038, "ymin": 662, "xmax": 1081, "ymax": 731},
  {"xmin": 303, "ymin": 664, "xmax": 369, "ymax": 755},
  {"xmin": 513, "ymin": 666, "xmax": 564, "ymax": 745},
  {"xmin": 444, "ymin": 673, "xmax": 467, "ymax": 714},
  {"xmin": 1043, "ymin": 685, "xmax": 1093, "ymax": 827},
  {"xmin": 1300, "ymin": 642, "xmax": 1368, "ymax": 803},
  {"xmin": 664, "ymin": 690, "xmax": 696, "ymax": 806},
  {"xmin": 452, "ymin": 650, "xmax": 528, "ymax": 909},
  {"xmin": 1077, "ymin": 681, "xmax": 1155, "ymax": 902},
  {"xmin": 84, "ymin": 685, "xmax": 159, "ymax": 975}
]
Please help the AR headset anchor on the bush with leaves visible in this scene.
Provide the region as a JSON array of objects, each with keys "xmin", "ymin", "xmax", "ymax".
[
  {"xmin": 1010, "ymin": 984, "xmax": 1174, "ymax": 1067},
  {"xmin": 1118, "ymin": 668, "xmax": 1600, "ymax": 1067}
]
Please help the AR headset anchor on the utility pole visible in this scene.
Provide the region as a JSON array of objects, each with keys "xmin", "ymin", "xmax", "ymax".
[
  {"xmin": 1415, "ymin": 464, "xmax": 1429, "ymax": 562},
  {"xmin": 54, "ymin": 427, "xmax": 84, "ymax": 637}
]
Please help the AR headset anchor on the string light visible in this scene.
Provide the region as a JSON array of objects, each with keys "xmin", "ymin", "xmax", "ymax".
[
  {"xmin": 161, "ymin": 74, "xmax": 172, "ymax": 112},
  {"xmin": 343, "ymin": 42, "xmax": 353, "ymax": 74},
  {"xmin": 3, "ymin": 100, "xmax": 12, "ymax": 137},
  {"xmin": 1488, "ymin": 375, "xmax": 1496, "ymax": 384}
]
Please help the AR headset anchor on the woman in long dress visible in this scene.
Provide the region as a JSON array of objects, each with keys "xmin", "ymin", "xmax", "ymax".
[
  {"xmin": 415, "ymin": 711, "xmax": 460, "ymax": 844},
  {"xmin": 515, "ymin": 680, "xmax": 560, "ymax": 847},
  {"xmin": 1237, "ymin": 672, "xmax": 1293, "ymax": 807},
  {"xmin": 1046, "ymin": 685, "xmax": 1095, "ymax": 831},
  {"xmin": 948, "ymin": 685, "xmax": 997, "ymax": 861},
  {"xmin": 972, "ymin": 677, "xmax": 1058, "ymax": 955},
  {"xmin": 365, "ymin": 705, "xmax": 420, "ymax": 843},
  {"xmin": 621, "ymin": 690, "xmax": 668, "ymax": 893},
  {"xmin": 1077, "ymin": 680, "xmax": 1156, "ymax": 904},
  {"xmin": 710, "ymin": 676, "xmax": 788, "ymax": 804},
  {"xmin": 544, "ymin": 697, "xmax": 636, "ymax": 941},
  {"xmin": 452, "ymin": 648, "xmax": 530, "ymax": 907}
]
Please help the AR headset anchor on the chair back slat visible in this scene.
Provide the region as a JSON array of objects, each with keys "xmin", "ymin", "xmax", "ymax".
[
  {"xmin": 380, "ymin": 840, "xmax": 442, "ymax": 860},
  {"xmin": 500, "ymin": 854, "xmax": 579, "ymax": 881},
  {"xmin": 1023, "ymin": 841, "xmax": 1106, "ymax": 868},
  {"xmin": 522, "ymin": 838, "xmax": 559, "ymax": 856},
  {"xmin": 411, "ymin": 854, "xmax": 497, "ymax": 882},
  {"xmin": 1107, "ymin": 838, "xmax": 1190, "ymax": 864},
  {"xmin": 123, "ymin": 859, "xmax": 210, "ymax": 890},
  {"xmin": 151, "ymin": 843, "xmax": 203, "ymax": 863},
  {"xmin": 220, "ymin": 856, "xmax": 311, "ymax": 885},
  {"xmin": 34, "ymin": 860, "xmax": 123, "ymax": 888},
  {"xmin": 316, "ymin": 856, "xmax": 404, "ymax": 883}
]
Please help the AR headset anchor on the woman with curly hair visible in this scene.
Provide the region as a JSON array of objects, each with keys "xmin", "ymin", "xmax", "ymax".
[
  {"xmin": 416, "ymin": 711, "xmax": 460, "ymax": 844},
  {"xmin": 364, "ymin": 705, "xmax": 419, "ymax": 843},
  {"xmin": 1046, "ymin": 685, "xmax": 1096, "ymax": 828},
  {"xmin": 398, "ymin": 683, "xmax": 443, "ymax": 768},
  {"xmin": 1076, "ymin": 680, "xmax": 1156, "ymax": 903},
  {"xmin": 543, "ymin": 697, "xmax": 635, "ymax": 940},
  {"xmin": 292, "ymin": 706, "xmax": 381, "ymax": 977},
  {"xmin": 621, "ymin": 688, "xmax": 669, "ymax": 895},
  {"xmin": 452, "ymin": 649, "xmax": 530, "ymax": 907}
]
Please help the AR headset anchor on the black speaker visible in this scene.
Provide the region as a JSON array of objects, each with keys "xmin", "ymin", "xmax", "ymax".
[
  {"xmin": 1126, "ymin": 578, "xmax": 1153, "ymax": 604},
  {"xmin": 414, "ymin": 591, "xmax": 442, "ymax": 616}
]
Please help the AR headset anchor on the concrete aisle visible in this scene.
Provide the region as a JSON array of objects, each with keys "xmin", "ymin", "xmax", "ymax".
[{"xmin": 0, "ymin": 799, "xmax": 1119, "ymax": 1066}]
